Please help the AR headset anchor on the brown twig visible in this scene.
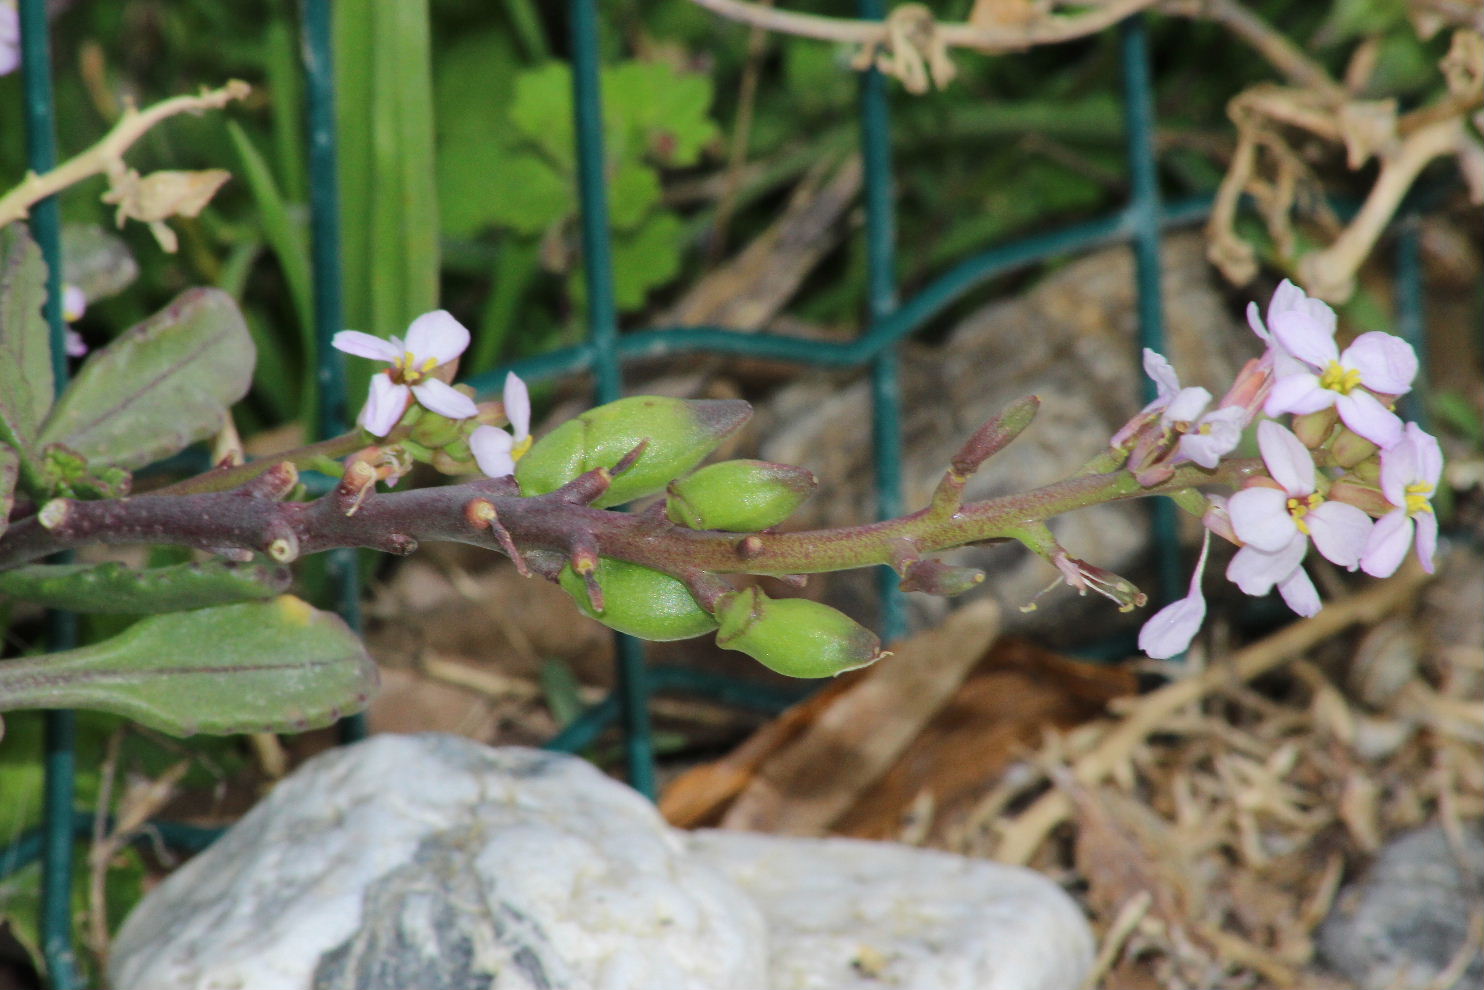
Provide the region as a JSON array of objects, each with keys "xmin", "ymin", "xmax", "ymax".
[{"xmin": 0, "ymin": 81, "xmax": 250, "ymax": 227}]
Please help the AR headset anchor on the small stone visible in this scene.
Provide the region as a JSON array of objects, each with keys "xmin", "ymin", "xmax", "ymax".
[
  {"xmin": 1318, "ymin": 823, "xmax": 1484, "ymax": 989},
  {"xmin": 686, "ymin": 830, "xmax": 1094, "ymax": 990}
]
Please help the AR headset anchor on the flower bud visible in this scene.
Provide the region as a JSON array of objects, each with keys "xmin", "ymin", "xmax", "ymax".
[
  {"xmin": 898, "ymin": 558, "xmax": 985, "ymax": 597},
  {"xmin": 1290, "ymin": 408, "xmax": 1338, "ymax": 449},
  {"xmin": 557, "ymin": 557, "xmax": 718, "ymax": 641},
  {"xmin": 1327, "ymin": 477, "xmax": 1391, "ymax": 516},
  {"xmin": 666, "ymin": 460, "xmax": 816, "ymax": 531},
  {"xmin": 1330, "ymin": 427, "xmax": 1378, "ymax": 469},
  {"xmin": 517, "ymin": 397, "xmax": 752, "ymax": 508},
  {"xmin": 714, "ymin": 587, "xmax": 887, "ymax": 678}
]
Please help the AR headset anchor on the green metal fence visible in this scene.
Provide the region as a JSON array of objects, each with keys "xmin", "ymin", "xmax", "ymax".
[{"xmin": 5, "ymin": 2, "xmax": 1442, "ymax": 988}]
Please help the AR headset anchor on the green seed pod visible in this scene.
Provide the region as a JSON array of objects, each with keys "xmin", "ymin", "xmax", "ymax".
[
  {"xmin": 557, "ymin": 557, "xmax": 718, "ymax": 641},
  {"xmin": 517, "ymin": 397, "xmax": 751, "ymax": 508},
  {"xmin": 666, "ymin": 460, "xmax": 816, "ymax": 531},
  {"xmin": 714, "ymin": 587, "xmax": 887, "ymax": 679}
]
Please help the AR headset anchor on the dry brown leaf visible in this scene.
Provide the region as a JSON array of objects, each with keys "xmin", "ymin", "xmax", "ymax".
[
  {"xmin": 834, "ymin": 637, "xmax": 1136, "ymax": 842},
  {"xmin": 718, "ymin": 597, "xmax": 1002, "ymax": 834},
  {"xmin": 659, "ymin": 674, "xmax": 856, "ymax": 828}
]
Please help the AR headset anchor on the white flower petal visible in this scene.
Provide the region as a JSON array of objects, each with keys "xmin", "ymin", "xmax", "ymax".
[
  {"xmin": 410, "ymin": 379, "xmax": 479, "ymax": 421},
  {"xmin": 1258, "ymin": 421, "xmax": 1315, "ymax": 495},
  {"xmin": 1344, "ymin": 332, "xmax": 1417, "ymax": 396},
  {"xmin": 403, "ymin": 310, "xmax": 471, "ymax": 366},
  {"xmin": 360, "ymin": 376, "xmax": 409, "ymax": 436},
  {"xmin": 333, "ymin": 330, "xmax": 402, "ymax": 363},
  {"xmin": 1271, "ymin": 308, "xmax": 1339, "ymax": 369},
  {"xmin": 1335, "ymin": 390, "xmax": 1403, "ymax": 449},
  {"xmin": 1264, "ymin": 372, "xmax": 1334, "ymax": 417},
  {"xmin": 503, "ymin": 372, "xmax": 531, "ymax": 440},
  {"xmin": 1178, "ymin": 406, "xmax": 1245, "ymax": 468},
  {"xmin": 470, "ymin": 425, "xmax": 517, "ymax": 478},
  {"xmin": 1360, "ymin": 509, "xmax": 1412, "ymax": 578},
  {"xmin": 1276, "ymin": 566, "xmax": 1321, "ymax": 617},
  {"xmin": 1138, "ymin": 531, "xmax": 1212, "ymax": 660},
  {"xmin": 1142, "ymin": 349, "xmax": 1182, "ymax": 402},
  {"xmin": 1229, "ymin": 486, "xmax": 1296, "ymax": 552},
  {"xmin": 1414, "ymin": 512, "xmax": 1438, "ymax": 573},
  {"xmin": 1163, "ymin": 386, "xmax": 1212, "ymax": 425},
  {"xmin": 1409, "ymin": 423, "xmax": 1443, "ymax": 488},
  {"xmin": 1307, "ymin": 500, "xmax": 1372, "ymax": 570},
  {"xmin": 1226, "ymin": 531, "xmax": 1308, "ymax": 597}
]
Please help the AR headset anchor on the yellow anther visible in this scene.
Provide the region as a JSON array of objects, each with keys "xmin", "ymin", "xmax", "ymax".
[
  {"xmin": 1404, "ymin": 481, "xmax": 1433, "ymax": 515},
  {"xmin": 1287, "ymin": 492, "xmax": 1324, "ymax": 536},
  {"xmin": 1319, "ymin": 361, "xmax": 1363, "ymax": 395},
  {"xmin": 512, "ymin": 435, "xmax": 533, "ymax": 461}
]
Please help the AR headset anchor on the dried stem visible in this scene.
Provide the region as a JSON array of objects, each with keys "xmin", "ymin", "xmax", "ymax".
[
  {"xmin": 0, "ymin": 80, "xmax": 250, "ymax": 227},
  {"xmin": 687, "ymin": 0, "xmax": 1162, "ymax": 52}
]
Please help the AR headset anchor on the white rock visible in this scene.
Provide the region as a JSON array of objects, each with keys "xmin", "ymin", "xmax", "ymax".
[
  {"xmin": 687, "ymin": 830, "xmax": 1094, "ymax": 990},
  {"xmin": 109, "ymin": 735, "xmax": 1095, "ymax": 990},
  {"xmin": 108, "ymin": 734, "xmax": 767, "ymax": 990}
]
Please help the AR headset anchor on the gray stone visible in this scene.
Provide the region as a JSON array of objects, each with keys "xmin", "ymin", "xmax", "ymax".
[
  {"xmin": 686, "ymin": 830, "xmax": 1094, "ymax": 990},
  {"xmin": 1318, "ymin": 823, "xmax": 1484, "ymax": 988},
  {"xmin": 109, "ymin": 735, "xmax": 1095, "ymax": 990}
]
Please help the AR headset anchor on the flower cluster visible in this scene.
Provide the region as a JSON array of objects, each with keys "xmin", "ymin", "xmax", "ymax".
[
  {"xmin": 1138, "ymin": 281, "xmax": 1441, "ymax": 659},
  {"xmin": 332, "ymin": 311, "xmax": 530, "ymax": 478}
]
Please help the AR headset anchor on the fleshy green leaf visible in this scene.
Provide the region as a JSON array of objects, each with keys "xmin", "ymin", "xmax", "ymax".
[
  {"xmin": 0, "ymin": 559, "xmax": 291, "ymax": 613},
  {"xmin": 0, "ymin": 597, "xmax": 379, "ymax": 735},
  {"xmin": 38, "ymin": 288, "xmax": 255, "ymax": 471},
  {"xmin": 0, "ymin": 223, "xmax": 55, "ymax": 461}
]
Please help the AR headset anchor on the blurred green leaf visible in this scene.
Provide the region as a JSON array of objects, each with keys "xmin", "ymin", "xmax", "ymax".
[
  {"xmin": 336, "ymin": 0, "xmax": 440, "ymax": 402},
  {"xmin": 0, "ymin": 446, "xmax": 14, "ymax": 538},
  {"xmin": 226, "ymin": 121, "xmax": 313, "ymax": 338},
  {"xmin": 539, "ymin": 658, "xmax": 585, "ymax": 729},
  {"xmin": 609, "ymin": 210, "xmax": 685, "ymax": 311},
  {"xmin": 605, "ymin": 61, "xmax": 719, "ymax": 167},
  {"xmin": 0, "ymin": 224, "xmax": 54, "ymax": 472},
  {"xmin": 510, "ymin": 62, "xmax": 578, "ymax": 168},
  {"xmin": 608, "ymin": 158, "xmax": 663, "ymax": 231},
  {"xmin": 0, "ymin": 560, "xmax": 291, "ymax": 614},
  {"xmin": 39, "ymin": 288, "xmax": 255, "ymax": 472},
  {"xmin": 483, "ymin": 155, "xmax": 574, "ymax": 236},
  {"xmin": 0, "ymin": 597, "xmax": 378, "ymax": 736},
  {"xmin": 60, "ymin": 223, "xmax": 139, "ymax": 304}
]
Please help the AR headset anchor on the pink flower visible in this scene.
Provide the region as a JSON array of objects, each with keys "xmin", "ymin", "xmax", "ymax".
[
  {"xmin": 333, "ymin": 310, "xmax": 479, "ymax": 436},
  {"xmin": 1139, "ymin": 529, "xmax": 1211, "ymax": 660},
  {"xmin": 1263, "ymin": 313, "xmax": 1417, "ymax": 449},
  {"xmin": 1360, "ymin": 422, "xmax": 1442, "ymax": 577},
  {"xmin": 469, "ymin": 372, "xmax": 532, "ymax": 479},
  {"xmin": 1226, "ymin": 422, "xmax": 1373, "ymax": 617}
]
